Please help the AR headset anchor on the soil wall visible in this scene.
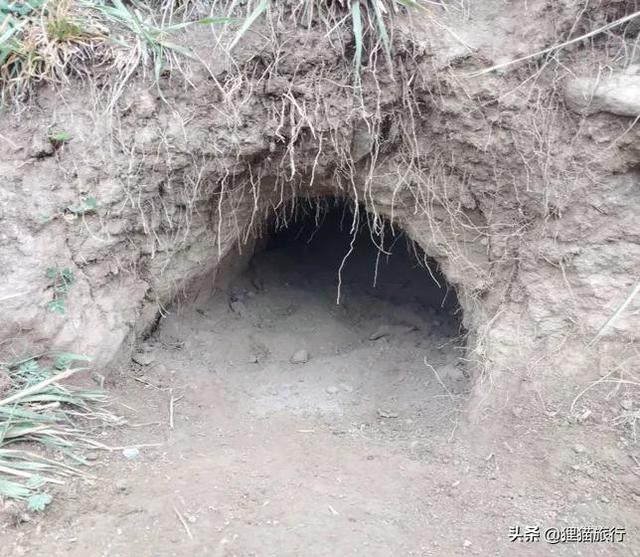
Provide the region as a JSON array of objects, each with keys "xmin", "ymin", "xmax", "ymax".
[{"xmin": 1, "ymin": 0, "xmax": 639, "ymax": 418}]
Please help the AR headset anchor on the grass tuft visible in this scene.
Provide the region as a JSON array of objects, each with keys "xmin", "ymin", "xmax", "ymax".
[
  {"xmin": 0, "ymin": 0, "xmax": 110, "ymax": 102},
  {"xmin": 0, "ymin": 0, "xmax": 229, "ymax": 105},
  {"xmin": 0, "ymin": 352, "xmax": 123, "ymax": 504},
  {"xmin": 225, "ymin": 0, "xmax": 424, "ymax": 78}
]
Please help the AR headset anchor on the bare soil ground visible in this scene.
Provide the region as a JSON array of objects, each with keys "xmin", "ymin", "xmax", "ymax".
[{"xmin": 2, "ymin": 215, "xmax": 640, "ymax": 556}]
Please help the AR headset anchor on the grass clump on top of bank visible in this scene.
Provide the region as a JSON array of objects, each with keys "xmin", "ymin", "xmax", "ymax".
[
  {"xmin": 0, "ymin": 352, "xmax": 122, "ymax": 509},
  {"xmin": 0, "ymin": 0, "xmax": 226, "ymax": 104},
  {"xmin": 227, "ymin": 0, "xmax": 422, "ymax": 75},
  {"xmin": 0, "ymin": 0, "xmax": 109, "ymax": 101}
]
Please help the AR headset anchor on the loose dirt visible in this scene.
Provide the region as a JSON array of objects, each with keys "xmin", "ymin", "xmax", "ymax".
[{"xmin": 2, "ymin": 212, "xmax": 640, "ymax": 557}]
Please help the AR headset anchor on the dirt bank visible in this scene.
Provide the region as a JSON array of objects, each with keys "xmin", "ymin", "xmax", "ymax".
[{"xmin": 0, "ymin": 0, "xmax": 639, "ymax": 419}]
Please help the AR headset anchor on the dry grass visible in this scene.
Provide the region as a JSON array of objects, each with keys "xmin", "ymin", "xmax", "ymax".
[
  {"xmin": 0, "ymin": 0, "xmax": 110, "ymax": 102},
  {"xmin": 0, "ymin": 0, "xmax": 227, "ymax": 105}
]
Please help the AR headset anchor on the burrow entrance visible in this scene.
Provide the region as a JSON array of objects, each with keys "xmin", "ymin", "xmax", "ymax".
[{"xmin": 154, "ymin": 198, "xmax": 469, "ymax": 423}]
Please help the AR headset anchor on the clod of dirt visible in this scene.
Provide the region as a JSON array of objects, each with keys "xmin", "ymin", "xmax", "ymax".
[
  {"xmin": 621, "ymin": 399, "xmax": 633, "ymax": 411},
  {"xmin": 2, "ymin": 501, "xmax": 31, "ymax": 528},
  {"xmin": 573, "ymin": 443, "xmax": 587, "ymax": 454},
  {"xmin": 29, "ymin": 134, "xmax": 54, "ymax": 159},
  {"xmin": 325, "ymin": 385, "xmax": 339, "ymax": 395},
  {"xmin": 122, "ymin": 447, "xmax": 140, "ymax": 460},
  {"xmin": 290, "ymin": 350, "xmax": 310, "ymax": 364},
  {"xmin": 132, "ymin": 352, "xmax": 155, "ymax": 366},
  {"xmin": 230, "ymin": 299, "xmax": 248, "ymax": 318}
]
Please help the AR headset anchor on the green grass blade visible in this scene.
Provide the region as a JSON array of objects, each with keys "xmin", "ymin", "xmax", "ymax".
[
  {"xmin": 0, "ymin": 368, "xmax": 80, "ymax": 407},
  {"xmin": 0, "ymin": 407, "xmax": 57, "ymax": 421},
  {"xmin": 229, "ymin": 0, "xmax": 270, "ymax": 50},
  {"xmin": 0, "ymin": 478, "xmax": 31, "ymax": 499},
  {"xmin": 163, "ymin": 16, "xmax": 234, "ymax": 32},
  {"xmin": 393, "ymin": 0, "xmax": 421, "ymax": 7},
  {"xmin": 0, "ymin": 351, "xmax": 120, "ymax": 502},
  {"xmin": 351, "ymin": 0, "xmax": 363, "ymax": 73},
  {"xmin": 371, "ymin": 0, "xmax": 392, "ymax": 70}
]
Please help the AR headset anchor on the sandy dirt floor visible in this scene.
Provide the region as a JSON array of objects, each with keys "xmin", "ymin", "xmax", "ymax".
[{"xmin": 2, "ymin": 209, "xmax": 640, "ymax": 556}]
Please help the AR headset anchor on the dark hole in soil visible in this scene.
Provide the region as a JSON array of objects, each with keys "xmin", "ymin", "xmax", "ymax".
[
  {"xmin": 254, "ymin": 197, "xmax": 464, "ymax": 339},
  {"xmin": 157, "ymin": 196, "xmax": 469, "ymax": 420}
]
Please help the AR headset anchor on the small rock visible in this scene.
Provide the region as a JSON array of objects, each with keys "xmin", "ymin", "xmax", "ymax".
[
  {"xmin": 377, "ymin": 409, "xmax": 399, "ymax": 419},
  {"xmin": 573, "ymin": 443, "xmax": 587, "ymax": 454},
  {"xmin": 249, "ymin": 354, "xmax": 259, "ymax": 364},
  {"xmin": 600, "ymin": 495, "xmax": 610, "ymax": 503},
  {"xmin": 621, "ymin": 399, "xmax": 633, "ymax": 411},
  {"xmin": 85, "ymin": 452, "xmax": 99, "ymax": 462},
  {"xmin": 30, "ymin": 134, "xmax": 54, "ymax": 158},
  {"xmin": 229, "ymin": 299, "xmax": 248, "ymax": 318},
  {"xmin": 325, "ymin": 385, "xmax": 339, "ymax": 395},
  {"xmin": 132, "ymin": 352, "xmax": 155, "ymax": 366},
  {"xmin": 290, "ymin": 350, "xmax": 310, "ymax": 364},
  {"xmin": 122, "ymin": 447, "xmax": 140, "ymax": 460},
  {"xmin": 463, "ymin": 539, "xmax": 472, "ymax": 548},
  {"xmin": 115, "ymin": 479, "xmax": 128, "ymax": 492}
]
